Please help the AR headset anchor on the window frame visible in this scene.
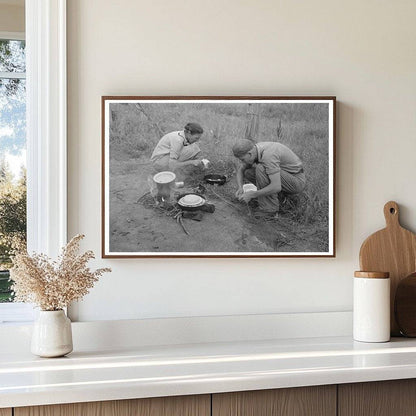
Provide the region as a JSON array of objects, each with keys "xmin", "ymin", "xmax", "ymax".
[
  {"xmin": 0, "ymin": 31, "xmax": 24, "ymax": 41},
  {"xmin": 0, "ymin": 0, "xmax": 67, "ymax": 323}
]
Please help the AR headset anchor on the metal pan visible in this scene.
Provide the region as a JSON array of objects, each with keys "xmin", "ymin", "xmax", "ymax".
[{"xmin": 177, "ymin": 194, "xmax": 206, "ymax": 211}]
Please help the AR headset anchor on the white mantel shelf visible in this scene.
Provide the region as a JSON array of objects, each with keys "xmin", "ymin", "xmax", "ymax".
[{"xmin": 2, "ymin": 335, "xmax": 416, "ymax": 409}]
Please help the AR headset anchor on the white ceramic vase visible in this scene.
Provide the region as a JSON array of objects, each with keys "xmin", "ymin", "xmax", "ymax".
[{"xmin": 31, "ymin": 310, "xmax": 73, "ymax": 357}]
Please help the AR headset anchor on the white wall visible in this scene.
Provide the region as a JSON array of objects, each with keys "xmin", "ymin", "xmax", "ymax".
[{"xmin": 67, "ymin": 0, "xmax": 416, "ymax": 322}]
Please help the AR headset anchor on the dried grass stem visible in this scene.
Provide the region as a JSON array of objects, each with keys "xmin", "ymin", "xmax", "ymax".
[{"xmin": 10, "ymin": 234, "xmax": 111, "ymax": 310}]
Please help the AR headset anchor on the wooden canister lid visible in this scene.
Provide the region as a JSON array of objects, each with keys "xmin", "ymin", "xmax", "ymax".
[{"xmin": 354, "ymin": 271, "xmax": 390, "ymax": 279}]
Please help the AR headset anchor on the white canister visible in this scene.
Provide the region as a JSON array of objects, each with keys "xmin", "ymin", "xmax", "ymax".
[{"xmin": 353, "ymin": 271, "xmax": 390, "ymax": 342}]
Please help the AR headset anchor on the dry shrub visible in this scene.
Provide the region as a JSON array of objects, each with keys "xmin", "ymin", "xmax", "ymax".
[{"xmin": 10, "ymin": 234, "xmax": 111, "ymax": 310}]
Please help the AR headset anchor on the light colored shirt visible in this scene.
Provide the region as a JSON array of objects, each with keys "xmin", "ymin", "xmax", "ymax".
[
  {"xmin": 255, "ymin": 142, "xmax": 303, "ymax": 175},
  {"xmin": 150, "ymin": 131, "xmax": 187, "ymax": 162}
]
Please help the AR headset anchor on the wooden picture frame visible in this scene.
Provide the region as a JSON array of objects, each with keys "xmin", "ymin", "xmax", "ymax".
[{"xmin": 102, "ymin": 96, "xmax": 336, "ymax": 258}]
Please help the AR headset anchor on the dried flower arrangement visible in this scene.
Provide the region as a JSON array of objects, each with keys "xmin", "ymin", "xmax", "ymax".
[{"xmin": 10, "ymin": 234, "xmax": 111, "ymax": 311}]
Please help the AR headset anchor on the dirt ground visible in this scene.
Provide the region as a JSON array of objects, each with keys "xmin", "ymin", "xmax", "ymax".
[{"xmin": 109, "ymin": 159, "xmax": 329, "ymax": 254}]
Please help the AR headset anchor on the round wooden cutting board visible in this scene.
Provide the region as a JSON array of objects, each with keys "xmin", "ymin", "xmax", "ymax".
[{"xmin": 359, "ymin": 201, "xmax": 416, "ymax": 336}]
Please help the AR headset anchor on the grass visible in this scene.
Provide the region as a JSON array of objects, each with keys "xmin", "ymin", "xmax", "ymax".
[{"xmin": 109, "ymin": 102, "xmax": 330, "ymax": 227}]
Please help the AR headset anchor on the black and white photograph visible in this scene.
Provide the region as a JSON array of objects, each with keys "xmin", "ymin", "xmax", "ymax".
[{"xmin": 102, "ymin": 97, "xmax": 335, "ymax": 257}]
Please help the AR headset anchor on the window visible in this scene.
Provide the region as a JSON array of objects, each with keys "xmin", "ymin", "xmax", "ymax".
[
  {"xmin": 0, "ymin": 0, "xmax": 67, "ymax": 323},
  {"xmin": 0, "ymin": 34, "xmax": 26, "ymax": 306}
]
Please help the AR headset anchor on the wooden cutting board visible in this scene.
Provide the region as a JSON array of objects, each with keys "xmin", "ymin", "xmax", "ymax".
[{"xmin": 359, "ymin": 201, "xmax": 416, "ymax": 336}]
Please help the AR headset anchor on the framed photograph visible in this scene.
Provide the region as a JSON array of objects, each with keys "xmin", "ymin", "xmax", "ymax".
[{"xmin": 102, "ymin": 96, "xmax": 335, "ymax": 258}]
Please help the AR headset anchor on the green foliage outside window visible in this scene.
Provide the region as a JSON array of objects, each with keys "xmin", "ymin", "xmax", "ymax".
[{"xmin": 0, "ymin": 161, "xmax": 26, "ymax": 302}]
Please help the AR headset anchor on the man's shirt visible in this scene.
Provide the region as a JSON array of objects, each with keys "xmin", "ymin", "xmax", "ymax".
[
  {"xmin": 255, "ymin": 142, "xmax": 303, "ymax": 176},
  {"xmin": 151, "ymin": 131, "xmax": 186, "ymax": 162}
]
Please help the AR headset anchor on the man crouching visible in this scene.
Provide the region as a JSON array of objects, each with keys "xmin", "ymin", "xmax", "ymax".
[
  {"xmin": 150, "ymin": 123, "xmax": 205, "ymax": 179},
  {"xmin": 232, "ymin": 139, "xmax": 306, "ymax": 219}
]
